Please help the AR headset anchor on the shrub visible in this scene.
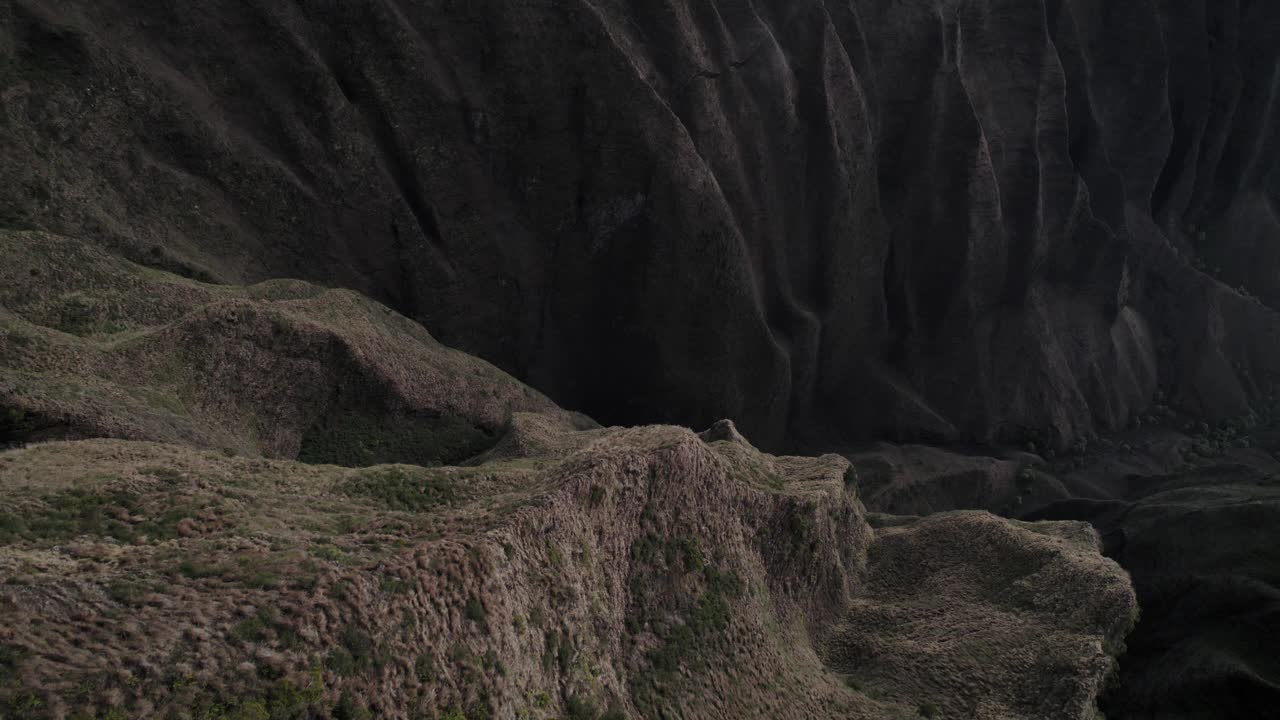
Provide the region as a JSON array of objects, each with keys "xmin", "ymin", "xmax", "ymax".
[
  {"xmin": 106, "ymin": 579, "xmax": 149, "ymax": 606},
  {"xmin": 414, "ymin": 654, "xmax": 435, "ymax": 683},
  {"xmin": 565, "ymin": 695, "xmax": 599, "ymax": 720},
  {"xmin": 381, "ymin": 575, "xmax": 412, "ymax": 594},
  {"xmin": 333, "ymin": 692, "xmax": 370, "ymax": 720},
  {"xmin": 0, "ymin": 643, "xmax": 26, "ymax": 684},
  {"xmin": 230, "ymin": 611, "xmax": 273, "ymax": 644},
  {"xmin": 312, "ymin": 544, "xmax": 346, "ymax": 563},
  {"xmin": 177, "ymin": 560, "xmax": 221, "ymax": 580},
  {"xmin": 464, "ymin": 596, "xmax": 487, "ymax": 627},
  {"xmin": 325, "ymin": 628, "xmax": 383, "ymax": 677}
]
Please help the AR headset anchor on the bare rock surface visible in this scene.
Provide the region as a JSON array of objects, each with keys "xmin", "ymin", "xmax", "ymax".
[{"xmin": 846, "ymin": 443, "xmax": 1069, "ymax": 517}]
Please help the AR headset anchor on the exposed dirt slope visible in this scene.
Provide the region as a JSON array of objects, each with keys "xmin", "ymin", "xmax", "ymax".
[
  {"xmin": 4, "ymin": 0, "xmax": 1280, "ymax": 451},
  {"xmin": 0, "ymin": 229, "xmax": 586, "ymax": 465}
]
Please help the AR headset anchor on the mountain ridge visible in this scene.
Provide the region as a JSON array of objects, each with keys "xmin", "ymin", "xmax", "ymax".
[{"xmin": 5, "ymin": 0, "xmax": 1279, "ymax": 451}]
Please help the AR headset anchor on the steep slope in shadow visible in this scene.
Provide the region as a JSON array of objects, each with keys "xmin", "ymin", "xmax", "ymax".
[
  {"xmin": 3, "ymin": 0, "xmax": 1279, "ymax": 451},
  {"xmin": 1027, "ymin": 435, "xmax": 1280, "ymax": 718},
  {"xmin": 848, "ymin": 419, "xmax": 1280, "ymax": 718}
]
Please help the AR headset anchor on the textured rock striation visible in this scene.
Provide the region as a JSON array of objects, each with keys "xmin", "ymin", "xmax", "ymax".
[{"xmin": 4, "ymin": 0, "xmax": 1280, "ymax": 452}]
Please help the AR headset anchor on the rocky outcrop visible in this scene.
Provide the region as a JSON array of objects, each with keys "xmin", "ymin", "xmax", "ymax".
[
  {"xmin": 846, "ymin": 442, "xmax": 1069, "ymax": 517},
  {"xmin": 4, "ymin": 0, "xmax": 1279, "ymax": 452}
]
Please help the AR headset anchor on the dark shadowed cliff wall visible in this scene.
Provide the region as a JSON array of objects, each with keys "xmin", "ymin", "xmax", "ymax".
[{"xmin": 3, "ymin": 0, "xmax": 1280, "ymax": 452}]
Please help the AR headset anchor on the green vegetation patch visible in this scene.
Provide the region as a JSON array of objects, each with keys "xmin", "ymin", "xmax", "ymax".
[
  {"xmin": 229, "ymin": 609, "xmax": 282, "ymax": 645},
  {"xmin": 0, "ymin": 644, "xmax": 26, "ymax": 686},
  {"xmin": 630, "ymin": 534, "xmax": 704, "ymax": 572},
  {"xmin": 786, "ymin": 502, "xmax": 817, "ymax": 544},
  {"xmin": 0, "ymin": 691, "xmax": 43, "ymax": 719},
  {"xmin": 415, "ymin": 654, "xmax": 436, "ymax": 683},
  {"xmin": 50, "ymin": 291, "xmax": 128, "ymax": 336},
  {"xmin": 0, "ymin": 487, "xmax": 204, "ymax": 545},
  {"xmin": 635, "ymin": 565, "xmax": 745, "ymax": 706},
  {"xmin": 542, "ymin": 631, "xmax": 575, "ymax": 674},
  {"xmin": 183, "ymin": 666, "xmax": 325, "ymax": 720},
  {"xmin": 325, "ymin": 628, "xmax": 386, "ymax": 678},
  {"xmin": 175, "ymin": 552, "xmax": 313, "ymax": 591},
  {"xmin": 565, "ymin": 694, "xmax": 626, "ymax": 720},
  {"xmin": 106, "ymin": 578, "xmax": 156, "ymax": 606},
  {"xmin": 337, "ymin": 466, "xmax": 459, "ymax": 512},
  {"xmin": 298, "ymin": 410, "xmax": 494, "ymax": 468},
  {"xmin": 332, "ymin": 691, "xmax": 369, "ymax": 720},
  {"xmin": 380, "ymin": 574, "xmax": 413, "ymax": 594},
  {"xmin": 464, "ymin": 596, "xmax": 488, "ymax": 628},
  {"xmin": 644, "ymin": 588, "xmax": 732, "ymax": 674}
]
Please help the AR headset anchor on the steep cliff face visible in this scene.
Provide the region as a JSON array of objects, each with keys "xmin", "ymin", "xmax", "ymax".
[{"xmin": 3, "ymin": 0, "xmax": 1280, "ymax": 452}]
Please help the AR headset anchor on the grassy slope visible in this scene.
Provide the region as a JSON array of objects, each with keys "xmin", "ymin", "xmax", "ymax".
[
  {"xmin": 0, "ymin": 229, "xmax": 580, "ymax": 465},
  {"xmin": 0, "ymin": 232, "xmax": 1135, "ymax": 720},
  {"xmin": 0, "ymin": 428, "xmax": 1135, "ymax": 720}
]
